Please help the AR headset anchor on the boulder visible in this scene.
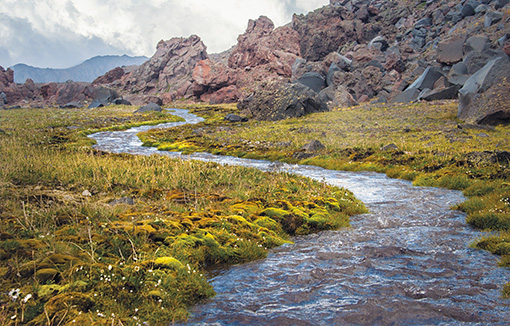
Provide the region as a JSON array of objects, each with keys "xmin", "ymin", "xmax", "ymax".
[
  {"xmin": 87, "ymin": 100, "xmax": 104, "ymax": 109},
  {"xmin": 464, "ymin": 36, "xmax": 490, "ymax": 53},
  {"xmin": 390, "ymin": 88, "xmax": 420, "ymax": 103},
  {"xmin": 93, "ymin": 86, "xmax": 119, "ymax": 106},
  {"xmin": 326, "ymin": 63, "xmax": 342, "ymax": 87},
  {"xmin": 109, "ymin": 197, "xmax": 135, "ymax": 206},
  {"xmin": 495, "ymin": 0, "xmax": 510, "ymax": 9},
  {"xmin": 368, "ymin": 36, "xmax": 389, "ymax": 52},
  {"xmin": 296, "ymin": 72, "xmax": 325, "ymax": 93},
  {"xmin": 238, "ymin": 80, "xmax": 329, "ymax": 121},
  {"xmin": 113, "ymin": 98, "xmax": 132, "ymax": 105},
  {"xmin": 458, "ymin": 57, "xmax": 510, "ymax": 124},
  {"xmin": 319, "ymin": 85, "xmax": 358, "ymax": 109},
  {"xmin": 460, "ymin": 3, "xmax": 476, "ymax": 17},
  {"xmin": 421, "ymin": 85, "xmax": 461, "ymax": 101},
  {"xmin": 407, "ymin": 67, "xmax": 445, "ymax": 91},
  {"xmin": 60, "ymin": 101, "xmax": 83, "ymax": 109},
  {"xmin": 437, "ymin": 34, "xmax": 467, "ymax": 64},
  {"xmin": 463, "ymin": 49, "xmax": 508, "ymax": 74},
  {"xmin": 484, "ymin": 11, "xmax": 503, "ymax": 27},
  {"xmin": 301, "ymin": 140, "xmax": 325, "ymax": 152},
  {"xmin": 135, "ymin": 102, "xmax": 162, "ymax": 113},
  {"xmin": 224, "ymin": 113, "xmax": 248, "ymax": 123}
]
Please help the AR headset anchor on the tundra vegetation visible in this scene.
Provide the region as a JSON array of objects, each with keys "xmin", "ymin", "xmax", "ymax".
[
  {"xmin": 0, "ymin": 105, "xmax": 366, "ymax": 324},
  {"xmin": 140, "ymin": 100, "xmax": 510, "ymax": 298}
]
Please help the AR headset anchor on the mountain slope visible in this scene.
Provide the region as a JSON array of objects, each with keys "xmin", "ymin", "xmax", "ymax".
[{"xmin": 11, "ymin": 55, "xmax": 148, "ymax": 83}]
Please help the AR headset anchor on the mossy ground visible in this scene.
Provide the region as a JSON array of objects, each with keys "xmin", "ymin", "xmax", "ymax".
[
  {"xmin": 0, "ymin": 105, "xmax": 366, "ymax": 325},
  {"xmin": 143, "ymin": 100, "xmax": 510, "ymax": 298}
]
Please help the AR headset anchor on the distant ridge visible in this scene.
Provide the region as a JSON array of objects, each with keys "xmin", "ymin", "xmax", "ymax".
[{"xmin": 10, "ymin": 55, "xmax": 148, "ymax": 83}]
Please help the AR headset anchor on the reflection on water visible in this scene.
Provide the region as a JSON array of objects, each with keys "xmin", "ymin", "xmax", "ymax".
[{"xmin": 90, "ymin": 109, "xmax": 510, "ymax": 325}]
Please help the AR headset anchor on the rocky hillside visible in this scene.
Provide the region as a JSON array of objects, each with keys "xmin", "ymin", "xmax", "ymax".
[
  {"xmin": 2, "ymin": 0, "xmax": 510, "ymax": 124},
  {"xmin": 10, "ymin": 55, "xmax": 148, "ymax": 83}
]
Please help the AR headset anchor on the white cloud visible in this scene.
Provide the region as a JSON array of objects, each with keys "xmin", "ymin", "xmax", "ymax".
[{"xmin": 0, "ymin": 0, "xmax": 329, "ymax": 68}]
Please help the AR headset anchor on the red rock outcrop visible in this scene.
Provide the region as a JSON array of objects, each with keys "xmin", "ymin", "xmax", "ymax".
[
  {"xmin": 92, "ymin": 67, "xmax": 126, "ymax": 85},
  {"xmin": 120, "ymin": 35, "xmax": 207, "ymax": 102}
]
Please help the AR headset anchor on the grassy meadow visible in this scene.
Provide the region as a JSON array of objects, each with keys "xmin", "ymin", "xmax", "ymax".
[
  {"xmin": 0, "ymin": 105, "xmax": 366, "ymax": 325},
  {"xmin": 140, "ymin": 100, "xmax": 510, "ymax": 298}
]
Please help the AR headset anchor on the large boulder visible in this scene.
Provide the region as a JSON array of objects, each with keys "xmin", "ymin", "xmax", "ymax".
[
  {"xmin": 319, "ymin": 85, "xmax": 358, "ymax": 109},
  {"xmin": 437, "ymin": 34, "xmax": 467, "ymax": 64},
  {"xmin": 134, "ymin": 102, "xmax": 162, "ymax": 113},
  {"xmin": 407, "ymin": 67, "xmax": 444, "ymax": 91},
  {"xmin": 296, "ymin": 72, "xmax": 325, "ymax": 93},
  {"xmin": 458, "ymin": 57, "xmax": 510, "ymax": 124},
  {"xmin": 238, "ymin": 80, "xmax": 329, "ymax": 121}
]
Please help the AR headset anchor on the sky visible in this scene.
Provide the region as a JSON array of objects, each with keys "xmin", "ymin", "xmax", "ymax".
[{"xmin": 0, "ymin": 0, "xmax": 329, "ymax": 69}]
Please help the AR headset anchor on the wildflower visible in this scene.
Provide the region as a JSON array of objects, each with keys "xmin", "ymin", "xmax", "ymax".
[
  {"xmin": 22, "ymin": 294, "xmax": 32, "ymax": 303},
  {"xmin": 108, "ymin": 265, "xmax": 112, "ymax": 271},
  {"xmin": 134, "ymin": 266, "xmax": 140, "ymax": 272},
  {"xmin": 8, "ymin": 288, "xmax": 20, "ymax": 301}
]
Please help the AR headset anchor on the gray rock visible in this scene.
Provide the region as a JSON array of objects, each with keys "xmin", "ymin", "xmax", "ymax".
[
  {"xmin": 134, "ymin": 102, "xmax": 162, "ymax": 113},
  {"xmin": 461, "ymin": 4, "xmax": 476, "ymax": 17},
  {"xmin": 302, "ymin": 140, "xmax": 325, "ymax": 152},
  {"xmin": 382, "ymin": 143, "xmax": 399, "ymax": 151},
  {"xmin": 238, "ymin": 81, "xmax": 329, "ymax": 121},
  {"xmin": 498, "ymin": 34, "xmax": 509, "ymax": 47},
  {"xmin": 93, "ymin": 86, "xmax": 118, "ymax": 105},
  {"xmin": 415, "ymin": 17, "xmax": 432, "ymax": 29},
  {"xmin": 463, "ymin": 49, "xmax": 507, "ymax": 74},
  {"xmin": 368, "ymin": 36, "xmax": 388, "ymax": 52},
  {"xmin": 408, "ymin": 67, "xmax": 445, "ymax": 91},
  {"xmin": 296, "ymin": 72, "xmax": 325, "ymax": 93},
  {"xmin": 318, "ymin": 85, "xmax": 358, "ymax": 109},
  {"xmin": 464, "ymin": 36, "xmax": 490, "ymax": 53},
  {"xmin": 422, "ymin": 85, "xmax": 461, "ymax": 101},
  {"xmin": 224, "ymin": 113, "xmax": 247, "ymax": 123},
  {"xmin": 495, "ymin": 0, "xmax": 510, "ymax": 9},
  {"xmin": 60, "ymin": 101, "xmax": 82, "ymax": 109},
  {"xmin": 326, "ymin": 63, "xmax": 341, "ymax": 87},
  {"xmin": 475, "ymin": 4, "xmax": 488, "ymax": 14},
  {"xmin": 113, "ymin": 98, "xmax": 132, "ymax": 105},
  {"xmin": 458, "ymin": 57, "xmax": 510, "ymax": 123},
  {"xmin": 485, "ymin": 11, "xmax": 503, "ymax": 27},
  {"xmin": 88, "ymin": 100, "xmax": 104, "ymax": 109},
  {"xmin": 437, "ymin": 34, "xmax": 467, "ymax": 64},
  {"xmin": 0, "ymin": 92, "xmax": 6, "ymax": 104},
  {"xmin": 109, "ymin": 197, "xmax": 135, "ymax": 206},
  {"xmin": 446, "ymin": 11, "xmax": 463, "ymax": 23},
  {"xmin": 390, "ymin": 88, "xmax": 420, "ymax": 103}
]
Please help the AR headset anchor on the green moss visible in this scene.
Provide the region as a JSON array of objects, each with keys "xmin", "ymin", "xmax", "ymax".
[{"xmin": 154, "ymin": 256, "xmax": 184, "ymax": 270}]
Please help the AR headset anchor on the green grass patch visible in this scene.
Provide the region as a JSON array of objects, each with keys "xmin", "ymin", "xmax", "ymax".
[{"xmin": 0, "ymin": 105, "xmax": 365, "ymax": 324}]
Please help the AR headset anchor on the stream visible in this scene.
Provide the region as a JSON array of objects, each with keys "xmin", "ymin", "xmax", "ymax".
[{"xmin": 90, "ymin": 109, "xmax": 510, "ymax": 325}]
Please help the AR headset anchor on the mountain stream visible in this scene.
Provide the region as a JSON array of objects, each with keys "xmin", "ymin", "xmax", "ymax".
[{"xmin": 89, "ymin": 109, "xmax": 510, "ymax": 325}]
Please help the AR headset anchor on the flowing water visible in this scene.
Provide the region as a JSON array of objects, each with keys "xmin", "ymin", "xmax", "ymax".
[{"xmin": 90, "ymin": 109, "xmax": 510, "ymax": 325}]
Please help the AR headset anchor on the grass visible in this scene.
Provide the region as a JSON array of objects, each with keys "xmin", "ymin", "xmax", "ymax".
[
  {"xmin": 0, "ymin": 105, "xmax": 366, "ymax": 325},
  {"xmin": 142, "ymin": 100, "xmax": 510, "ymax": 297}
]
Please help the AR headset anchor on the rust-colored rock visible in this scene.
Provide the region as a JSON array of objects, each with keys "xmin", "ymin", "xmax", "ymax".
[
  {"xmin": 121, "ymin": 35, "xmax": 207, "ymax": 102},
  {"xmin": 93, "ymin": 67, "xmax": 125, "ymax": 85}
]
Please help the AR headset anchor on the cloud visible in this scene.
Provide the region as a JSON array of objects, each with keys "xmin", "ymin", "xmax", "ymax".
[{"xmin": 0, "ymin": 0, "xmax": 329, "ymax": 68}]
